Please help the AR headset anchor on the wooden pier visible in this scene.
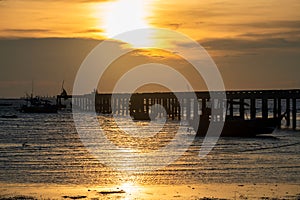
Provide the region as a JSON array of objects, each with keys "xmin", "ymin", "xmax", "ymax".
[{"xmin": 57, "ymin": 89, "xmax": 300, "ymax": 130}]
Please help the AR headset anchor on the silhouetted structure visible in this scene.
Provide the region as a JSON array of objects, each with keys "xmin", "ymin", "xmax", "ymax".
[
  {"xmin": 20, "ymin": 96, "xmax": 58, "ymax": 113},
  {"xmin": 57, "ymin": 89, "xmax": 300, "ymax": 130}
]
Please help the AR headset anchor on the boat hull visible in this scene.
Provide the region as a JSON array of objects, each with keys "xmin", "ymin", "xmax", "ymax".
[
  {"xmin": 131, "ymin": 112, "xmax": 150, "ymax": 120},
  {"xmin": 191, "ymin": 116, "xmax": 279, "ymax": 137}
]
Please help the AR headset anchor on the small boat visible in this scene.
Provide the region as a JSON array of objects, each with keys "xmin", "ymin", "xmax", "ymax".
[
  {"xmin": 19, "ymin": 80, "xmax": 60, "ymax": 113},
  {"xmin": 19, "ymin": 97, "xmax": 58, "ymax": 113},
  {"xmin": 190, "ymin": 101, "xmax": 282, "ymax": 137}
]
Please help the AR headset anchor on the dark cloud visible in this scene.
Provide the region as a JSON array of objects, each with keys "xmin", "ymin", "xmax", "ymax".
[
  {"xmin": 199, "ymin": 37, "xmax": 300, "ymax": 51},
  {"xmin": 178, "ymin": 8, "xmax": 227, "ymax": 18},
  {"xmin": 0, "ymin": 37, "xmax": 299, "ymax": 97},
  {"xmin": 3, "ymin": 28, "xmax": 52, "ymax": 34},
  {"xmin": 79, "ymin": 0, "xmax": 111, "ymax": 2},
  {"xmin": 0, "ymin": 38, "xmax": 101, "ymax": 97},
  {"xmin": 172, "ymin": 35, "xmax": 300, "ymax": 91},
  {"xmin": 79, "ymin": 28, "xmax": 104, "ymax": 33},
  {"xmin": 239, "ymin": 30, "xmax": 300, "ymax": 39},
  {"xmin": 232, "ymin": 20, "xmax": 300, "ymax": 29},
  {"xmin": 193, "ymin": 20, "xmax": 300, "ymax": 51},
  {"xmin": 166, "ymin": 23, "xmax": 182, "ymax": 30},
  {"xmin": 20, "ymin": 0, "xmax": 111, "ymax": 2},
  {"xmin": 192, "ymin": 20, "xmax": 300, "ymax": 34}
]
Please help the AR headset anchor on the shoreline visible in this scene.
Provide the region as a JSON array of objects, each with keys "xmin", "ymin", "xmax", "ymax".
[{"xmin": 0, "ymin": 183, "xmax": 299, "ymax": 200}]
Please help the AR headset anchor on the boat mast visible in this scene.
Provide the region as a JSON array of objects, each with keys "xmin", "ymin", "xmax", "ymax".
[
  {"xmin": 31, "ymin": 80, "xmax": 34, "ymax": 98},
  {"xmin": 61, "ymin": 80, "xmax": 64, "ymax": 93}
]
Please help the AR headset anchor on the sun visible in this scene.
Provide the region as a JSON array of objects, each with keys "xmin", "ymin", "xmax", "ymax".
[
  {"xmin": 93, "ymin": 0, "xmax": 155, "ymax": 48},
  {"xmin": 102, "ymin": 0, "xmax": 150, "ymax": 37}
]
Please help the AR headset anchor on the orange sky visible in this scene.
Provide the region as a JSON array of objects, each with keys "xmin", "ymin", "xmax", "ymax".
[
  {"xmin": 0, "ymin": 0, "xmax": 300, "ymax": 97},
  {"xmin": 1, "ymin": 0, "xmax": 299, "ymax": 40}
]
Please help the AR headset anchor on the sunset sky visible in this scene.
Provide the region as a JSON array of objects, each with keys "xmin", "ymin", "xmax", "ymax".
[{"xmin": 0, "ymin": 0, "xmax": 300, "ymax": 97}]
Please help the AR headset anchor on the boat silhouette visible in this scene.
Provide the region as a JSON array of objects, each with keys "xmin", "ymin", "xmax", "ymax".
[
  {"xmin": 190, "ymin": 101, "xmax": 283, "ymax": 137},
  {"xmin": 19, "ymin": 96, "xmax": 58, "ymax": 113}
]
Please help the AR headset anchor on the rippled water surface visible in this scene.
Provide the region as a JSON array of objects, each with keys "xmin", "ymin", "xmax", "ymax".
[{"xmin": 0, "ymin": 102, "xmax": 299, "ymax": 186}]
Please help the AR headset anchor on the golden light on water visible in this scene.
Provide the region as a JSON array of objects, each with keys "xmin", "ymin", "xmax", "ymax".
[
  {"xmin": 92, "ymin": 0, "xmax": 157, "ymax": 48},
  {"xmin": 120, "ymin": 182, "xmax": 139, "ymax": 194}
]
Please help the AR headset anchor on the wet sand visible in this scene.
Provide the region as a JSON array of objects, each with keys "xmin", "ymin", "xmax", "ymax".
[{"xmin": 0, "ymin": 183, "xmax": 299, "ymax": 200}]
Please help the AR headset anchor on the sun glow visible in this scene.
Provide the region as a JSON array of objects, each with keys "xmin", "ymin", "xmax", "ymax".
[
  {"xmin": 93, "ymin": 0, "xmax": 155, "ymax": 47},
  {"xmin": 102, "ymin": 0, "xmax": 151, "ymax": 37}
]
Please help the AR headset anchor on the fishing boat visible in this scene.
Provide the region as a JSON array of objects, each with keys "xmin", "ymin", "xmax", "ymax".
[
  {"xmin": 190, "ymin": 101, "xmax": 282, "ymax": 137},
  {"xmin": 18, "ymin": 80, "xmax": 62, "ymax": 113},
  {"xmin": 19, "ymin": 97, "xmax": 58, "ymax": 113}
]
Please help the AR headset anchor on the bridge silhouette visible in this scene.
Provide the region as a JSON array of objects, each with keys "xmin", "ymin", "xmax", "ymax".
[{"xmin": 57, "ymin": 89, "xmax": 300, "ymax": 130}]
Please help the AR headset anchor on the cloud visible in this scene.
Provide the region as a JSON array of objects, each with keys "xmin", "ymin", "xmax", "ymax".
[
  {"xmin": 19, "ymin": 0, "xmax": 112, "ymax": 2},
  {"xmin": 0, "ymin": 37, "xmax": 299, "ymax": 97},
  {"xmin": 3, "ymin": 28, "xmax": 52, "ymax": 34},
  {"xmin": 79, "ymin": 28, "xmax": 104, "ymax": 33},
  {"xmin": 239, "ymin": 30, "xmax": 300, "ymax": 40},
  {"xmin": 166, "ymin": 23, "xmax": 182, "ymax": 30},
  {"xmin": 191, "ymin": 20, "xmax": 300, "ymax": 37},
  {"xmin": 79, "ymin": 0, "xmax": 111, "ymax": 2},
  {"xmin": 199, "ymin": 37, "xmax": 300, "ymax": 51},
  {"xmin": 191, "ymin": 20, "xmax": 300, "ymax": 52},
  {"xmin": 231, "ymin": 20, "xmax": 300, "ymax": 29},
  {"xmin": 0, "ymin": 37, "xmax": 101, "ymax": 97}
]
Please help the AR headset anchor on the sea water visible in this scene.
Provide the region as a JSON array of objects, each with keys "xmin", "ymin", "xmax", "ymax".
[{"xmin": 0, "ymin": 100, "xmax": 299, "ymax": 186}]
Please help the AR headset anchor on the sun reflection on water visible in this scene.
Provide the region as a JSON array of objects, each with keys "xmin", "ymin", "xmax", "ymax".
[{"xmin": 119, "ymin": 182, "xmax": 139, "ymax": 193}]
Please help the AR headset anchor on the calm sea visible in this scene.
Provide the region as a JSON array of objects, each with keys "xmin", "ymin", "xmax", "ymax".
[{"xmin": 0, "ymin": 99, "xmax": 299, "ymax": 186}]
